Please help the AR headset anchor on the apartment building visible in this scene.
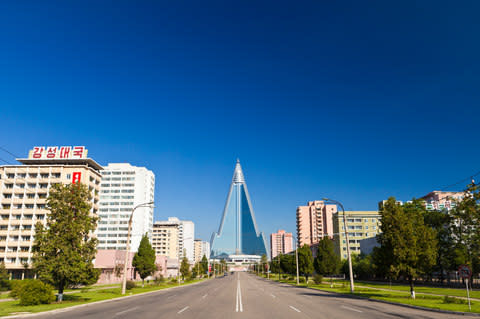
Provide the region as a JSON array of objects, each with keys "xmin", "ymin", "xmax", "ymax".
[
  {"xmin": 333, "ymin": 211, "xmax": 381, "ymax": 259},
  {"xmin": 0, "ymin": 146, "xmax": 101, "ymax": 277},
  {"xmin": 296, "ymin": 200, "xmax": 336, "ymax": 247},
  {"xmin": 153, "ymin": 217, "xmax": 194, "ymax": 263},
  {"xmin": 97, "ymin": 163, "xmax": 155, "ymax": 252},
  {"xmin": 194, "ymin": 239, "xmax": 210, "ymax": 264},
  {"xmin": 152, "ymin": 220, "xmax": 179, "ymax": 259},
  {"xmin": 270, "ymin": 229, "xmax": 293, "ymax": 259}
]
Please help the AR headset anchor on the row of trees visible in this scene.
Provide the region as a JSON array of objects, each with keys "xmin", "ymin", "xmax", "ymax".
[{"xmin": 265, "ymin": 184, "xmax": 480, "ymax": 299}]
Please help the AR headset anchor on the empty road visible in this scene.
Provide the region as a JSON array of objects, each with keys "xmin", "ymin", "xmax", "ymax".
[{"xmin": 20, "ymin": 272, "xmax": 474, "ymax": 319}]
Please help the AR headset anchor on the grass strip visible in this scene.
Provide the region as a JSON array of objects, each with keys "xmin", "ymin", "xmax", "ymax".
[{"xmin": 0, "ymin": 279, "xmax": 204, "ymax": 317}]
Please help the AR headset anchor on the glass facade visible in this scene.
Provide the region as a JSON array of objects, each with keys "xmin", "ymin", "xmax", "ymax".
[{"xmin": 210, "ymin": 160, "xmax": 268, "ymax": 258}]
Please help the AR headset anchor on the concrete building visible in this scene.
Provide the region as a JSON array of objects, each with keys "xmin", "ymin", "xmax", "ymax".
[
  {"xmin": 194, "ymin": 239, "xmax": 210, "ymax": 264},
  {"xmin": 153, "ymin": 217, "xmax": 195, "ymax": 263},
  {"xmin": 333, "ymin": 211, "xmax": 381, "ymax": 259},
  {"xmin": 97, "ymin": 163, "xmax": 154, "ymax": 252},
  {"xmin": 296, "ymin": 200, "xmax": 336, "ymax": 247},
  {"xmin": 152, "ymin": 219, "xmax": 179, "ymax": 259},
  {"xmin": 0, "ymin": 146, "xmax": 101, "ymax": 277},
  {"xmin": 94, "ymin": 250, "xmax": 168, "ymax": 284},
  {"xmin": 421, "ymin": 191, "xmax": 463, "ymax": 211},
  {"xmin": 270, "ymin": 229, "xmax": 293, "ymax": 259}
]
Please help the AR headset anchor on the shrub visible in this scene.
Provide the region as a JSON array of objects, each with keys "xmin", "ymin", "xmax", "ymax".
[
  {"xmin": 153, "ymin": 276, "xmax": 165, "ymax": 285},
  {"xmin": 170, "ymin": 278, "xmax": 177, "ymax": 284},
  {"xmin": 18, "ymin": 280, "xmax": 55, "ymax": 306},
  {"xmin": 282, "ymin": 275, "xmax": 288, "ymax": 279},
  {"xmin": 9, "ymin": 280, "xmax": 29, "ymax": 299},
  {"xmin": 299, "ymin": 277, "xmax": 306, "ymax": 283},
  {"xmin": 126, "ymin": 280, "xmax": 136, "ymax": 290},
  {"xmin": 443, "ymin": 296, "xmax": 467, "ymax": 304},
  {"xmin": 313, "ymin": 274, "xmax": 323, "ymax": 285}
]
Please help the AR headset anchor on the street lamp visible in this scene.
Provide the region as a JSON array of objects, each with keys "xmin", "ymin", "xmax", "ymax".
[
  {"xmin": 322, "ymin": 198, "xmax": 355, "ymax": 293},
  {"xmin": 178, "ymin": 236, "xmax": 193, "ymax": 284},
  {"xmin": 121, "ymin": 201, "xmax": 154, "ymax": 295},
  {"xmin": 293, "ymin": 235, "xmax": 310, "ymax": 285}
]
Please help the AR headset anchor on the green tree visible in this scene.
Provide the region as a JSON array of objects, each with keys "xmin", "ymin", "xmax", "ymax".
[
  {"xmin": 314, "ymin": 238, "xmax": 340, "ymax": 277},
  {"xmin": 450, "ymin": 183, "xmax": 480, "ymax": 277},
  {"xmin": 297, "ymin": 245, "xmax": 314, "ymax": 283},
  {"xmin": 200, "ymin": 255, "xmax": 208, "ymax": 274},
  {"xmin": 180, "ymin": 257, "xmax": 191, "ymax": 280},
  {"xmin": 132, "ymin": 234, "xmax": 156, "ymax": 287},
  {"xmin": 280, "ymin": 254, "xmax": 295, "ymax": 275},
  {"xmin": 0, "ymin": 262, "xmax": 9, "ymax": 290},
  {"xmin": 376, "ymin": 197, "xmax": 437, "ymax": 298},
  {"xmin": 261, "ymin": 254, "xmax": 268, "ymax": 275},
  {"xmin": 32, "ymin": 183, "xmax": 99, "ymax": 301},
  {"xmin": 423, "ymin": 209, "xmax": 455, "ymax": 283}
]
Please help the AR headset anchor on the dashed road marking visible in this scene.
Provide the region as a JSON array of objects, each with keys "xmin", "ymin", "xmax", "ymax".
[
  {"xmin": 115, "ymin": 306, "xmax": 139, "ymax": 316},
  {"xmin": 341, "ymin": 305, "xmax": 363, "ymax": 313},
  {"xmin": 270, "ymin": 293, "xmax": 276, "ymax": 298},
  {"xmin": 289, "ymin": 305, "xmax": 301, "ymax": 313},
  {"xmin": 178, "ymin": 306, "xmax": 189, "ymax": 314},
  {"xmin": 202, "ymin": 293, "xmax": 208, "ymax": 299}
]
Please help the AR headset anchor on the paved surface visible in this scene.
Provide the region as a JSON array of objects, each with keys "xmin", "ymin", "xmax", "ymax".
[{"xmin": 18, "ymin": 272, "xmax": 477, "ymax": 318}]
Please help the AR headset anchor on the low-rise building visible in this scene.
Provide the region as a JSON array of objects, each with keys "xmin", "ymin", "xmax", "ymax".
[{"xmin": 333, "ymin": 211, "xmax": 381, "ymax": 259}]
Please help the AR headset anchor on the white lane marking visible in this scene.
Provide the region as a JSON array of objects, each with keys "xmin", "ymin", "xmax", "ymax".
[
  {"xmin": 289, "ymin": 305, "xmax": 301, "ymax": 313},
  {"xmin": 236, "ymin": 279, "xmax": 243, "ymax": 312},
  {"xmin": 202, "ymin": 293, "xmax": 208, "ymax": 299},
  {"xmin": 270, "ymin": 293, "xmax": 276, "ymax": 298},
  {"xmin": 167, "ymin": 294, "xmax": 177, "ymax": 299},
  {"xmin": 177, "ymin": 306, "xmax": 189, "ymax": 314},
  {"xmin": 341, "ymin": 305, "xmax": 363, "ymax": 313},
  {"xmin": 115, "ymin": 306, "xmax": 139, "ymax": 316},
  {"xmin": 304, "ymin": 295, "xmax": 312, "ymax": 299}
]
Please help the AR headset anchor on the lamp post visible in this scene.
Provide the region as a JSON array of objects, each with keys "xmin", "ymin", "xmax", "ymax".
[
  {"xmin": 122, "ymin": 201, "xmax": 154, "ymax": 295},
  {"xmin": 294, "ymin": 235, "xmax": 310, "ymax": 285},
  {"xmin": 323, "ymin": 198, "xmax": 355, "ymax": 293},
  {"xmin": 177, "ymin": 236, "xmax": 193, "ymax": 284}
]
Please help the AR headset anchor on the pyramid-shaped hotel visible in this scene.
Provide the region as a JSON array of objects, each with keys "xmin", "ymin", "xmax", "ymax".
[{"xmin": 210, "ymin": 160, "xmax": 268, "ymax": 259}]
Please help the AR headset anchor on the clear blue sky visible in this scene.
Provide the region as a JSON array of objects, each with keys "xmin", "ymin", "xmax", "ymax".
[{"xmin": 1, "ymin": 1, "xmax": 479, "ymax": 242}]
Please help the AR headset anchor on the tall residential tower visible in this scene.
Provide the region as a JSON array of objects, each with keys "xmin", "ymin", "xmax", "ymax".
[{"xmin": 97, "ymin": 163, "xmax": 155, "ymax": 252}]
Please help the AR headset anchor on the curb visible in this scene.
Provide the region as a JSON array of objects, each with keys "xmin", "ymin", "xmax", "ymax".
[
  {"xmin": 3, "ymin": 279, "xmax": 207, "ymax": 319},
  {"xmin": 256, "ymin": 275, "xmax": 480, "ymax": 317}
]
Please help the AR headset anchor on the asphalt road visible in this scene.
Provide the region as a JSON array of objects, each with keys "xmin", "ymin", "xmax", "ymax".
[{"xmin": 22, "ymin": 272, "xmax": 476, "ymax": 319}]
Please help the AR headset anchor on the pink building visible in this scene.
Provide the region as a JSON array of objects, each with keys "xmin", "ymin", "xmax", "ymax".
[
  {"xmin": 270, "ymin": 230, "xmax": 293, "ymax": 258},
  {"xmin": 421, "ymin": 191, "xmax": 463, "ymax": 211},
  {"xmin": 94, "ymin": 250, "xmax": 168, "ymax": 284},
  {"xmin": 296, "ymin": 201, "xmax": 336, "ymax": 247}
]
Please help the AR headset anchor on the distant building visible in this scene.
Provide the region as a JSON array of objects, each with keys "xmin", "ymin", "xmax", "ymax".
[
  {"xmin": 333, "ymin": 211, "xmax": 381, "ymax": 259},
  {"xmin": 210, "ymin": 160, "xmax": 268, "ymax": 259},
  {"xmin": 97, "ymin": 163, "xmax": 155, "ymax": 252},
  {"xmin": 270, "ymin": 230, "xmax": 293, "ymax": 258},
  {"xmin": 379, "ymin": 191, "xmax": 464, "ymax": 212},
  {"xmin": 0, "ymin": 146, "xmax": 101, "ymax": 278},
  {"xmin": 194, "ymin": 239, "xmax": 210, "ymax": 263},
  {"xmin": 421, "ymin": 191, "xmax": 463, "ymax": 211},
  {"xmin": 152, "ymin": 219, "xmax": 180, "ymax": 259},
  {"xmin": 296, "ymin": 201, "xmax": 336, "ymax": 247},
  {"xmin": 153, "ymin": 217, "xmax": 195, "ymax": 263}
]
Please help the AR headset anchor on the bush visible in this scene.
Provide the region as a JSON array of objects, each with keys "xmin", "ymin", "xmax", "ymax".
[
  {"xmin": 443, "ymin": 296, "xmax": 468, "ymax": 304},
  {"xmin": 15, "ymin": 280, "xmax": 55, "ymax": 306},
  {"xmin": 282, "ymin": 275, "xmax": 288, "ymax": 279},
  {"xmin": 9, "ymin": 280, "xmax": 29, "ymax": 299},
  {"xmin": 153, "ymin": 276, "xmax": 165, "ymax": 285},
  {"xmin": 126, "ymin": 280, "xmax": 136, "ymax": 290},
  {"xmin": 299, "ymin": 277, "xmax": 306, "ymax": 283},
  {"xmin": 313, "ymin": 274, "xmax": 323, "ymax": 285}
]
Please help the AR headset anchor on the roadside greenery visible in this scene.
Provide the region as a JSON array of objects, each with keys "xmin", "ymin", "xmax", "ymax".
[
  {"xmin": 132, "ymin": 234, "xmax": 156, "ymax": 287},
  {"xmin": 32, "ymin": 183, "xmax": 100, "ymax": 302}
]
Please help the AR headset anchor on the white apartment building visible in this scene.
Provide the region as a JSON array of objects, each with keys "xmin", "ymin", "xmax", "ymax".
[
  {"xmin": 194, "ymin": 239, "xmax": 210, "ymax": 264},
  {"xmin": 97, "ymin": 163, "xmax": 155, "ymax": 252},
  {"xmin": 0, "ymin": 146, "xmax": 101, "ymax": 278},
  {"xmin": 154, "ymin": 217, "xmax": 195, "ymax": 263}
]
